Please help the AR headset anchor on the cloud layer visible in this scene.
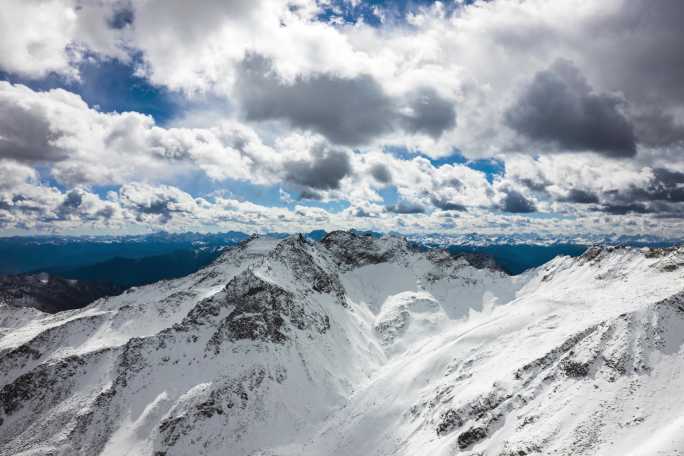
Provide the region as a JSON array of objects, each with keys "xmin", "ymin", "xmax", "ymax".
[{"xmin": 0, "ymin": 0, "xmax": 683, "ymax": 237}]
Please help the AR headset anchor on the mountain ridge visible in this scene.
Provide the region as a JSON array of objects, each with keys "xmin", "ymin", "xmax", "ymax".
[{"xmin": 0, "ymin": 232, "xmax": 682, "ymax": 455}]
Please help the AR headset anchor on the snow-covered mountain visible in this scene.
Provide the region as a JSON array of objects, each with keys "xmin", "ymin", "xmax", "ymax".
[{"xmin": 0, "ymin": 232, "xmax": 683, "ymax": 456}]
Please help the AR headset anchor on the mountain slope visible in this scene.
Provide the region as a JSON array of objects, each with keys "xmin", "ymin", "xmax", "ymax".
[
  {"xmin": 0, "ymin": 273, "xmax": 123, "ymax": 313},
  {"xmin": 53, "ymin": 249, "xmax": 224, "ymax": 288},
  {"xmin": 0, "ymin": 235, "xmax": 682, "ymax": 455}
]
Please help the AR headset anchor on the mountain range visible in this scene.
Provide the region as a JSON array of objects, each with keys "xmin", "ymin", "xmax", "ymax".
[{"xmin": 0, "ymin": 231, "xmax": 683, "ymax": 455}]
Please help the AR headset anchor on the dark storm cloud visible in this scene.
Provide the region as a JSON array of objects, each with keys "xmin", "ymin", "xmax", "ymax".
[
  {"xmin": 499, "ymin": 189, "xmax": 536, "ymax": 213},
  {"xmin": 430, "ymin": 196, "xmax": 466, "ymax": 212},
  {"xmin": 283, "ymin": 145, "xmax": 351, "ymax": 190},
  {"xmin": 588, "ymin": 167, "xmax": 684, "ymax": 216},
  {"xmin": 601, "ymin": 168, "xmax": 684, "ymax": 209},
  {"xmin": 599, "ymin": 203, "xmax": 651, "ymax": 215},
  {"xmin": 386, "ymin": 200, "xmax": 426, "ymax": 214},
  {"xmin": 599, "ymin": 1, "xmax": 684, "ymax": 150},
  {"xmin": 236, "ymin": 54, "xmax": 456, "ymax": 145},
  {"xmin": 591, "ymin": 0, "xmax": 684, "ymax": 109},
  {"xmin": 400, "ymin": 88, "xmax": 457, "ymax": 139},
  {"xmin": 0, "ymin": 100, "xmax": 68, "ymax": 163},
  {"xmin": 108, "ymin": 6, "xmax": 134, "ymax": 29},
  {"xmin": 237, "ymin": 54, "xmax": 395, "ymax": 145},
  {"xmin": 369, "ymin": 163, "xmax": 392, "ymax": 184},
  {"xmin": 56, "ymin": 189, "xmax": 84, "ymax": 219},
  {"xmin": 632, "ymin": 110, "xmax": 684, "ymax": 148},
  {"xmin": 298, "ymin": 188, "xmax": 322, "ymax": 200},
  {"xmin": 560, "ymin": 189, "xmax": 599, "ymax": 204},
  {"xmin": 505, "ymin": 60, "xmax": 636, "ymax": 158}
]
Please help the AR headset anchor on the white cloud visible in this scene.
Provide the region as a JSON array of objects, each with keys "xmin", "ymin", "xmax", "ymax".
[
  {"xmin": 0, "ymin": 0, "xmax": 128, "ymax": 79},
  {"xmin": 1, "ymin": 0, "xmax": 684, "ymax": 236}
]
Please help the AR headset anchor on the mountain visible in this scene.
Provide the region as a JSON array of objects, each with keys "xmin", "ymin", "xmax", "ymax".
[
  {"xmin": 0, "ymin": 233, "xmax": 682, "ymax": 455},
  {"xmin": 407, "ymin": 231, "xmax": 683, "ymax": 247},
  {"xmin": 445, "ymin": 243, "xmax": 588, "ymax": 275},
  {"xmin": 0, "ymin": 231, "xmax": 249, "ymax": 275},
  {"xmin": 52, "ymin": 249, "xmax": 224, "ymax": 289},
  {"xmin": 0, "ymin": 273, "xmax": 123, "ymax": 313}
]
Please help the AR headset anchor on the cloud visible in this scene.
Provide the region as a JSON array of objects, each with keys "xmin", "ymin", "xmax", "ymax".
[
  {"xmin": 283, "ymin": 144, "xmax": 351, "ymax": 190},
  {"xmin": 430, "ymin": 196, "xmax": 467, "ymax": 212},
  {"xmin": 237, "ymin": 54, "xmax": 395, "ymax": 145},
  {"xmin": 369, "ymin": 163, "xmax": 392, "ymax": 184},
  {"xmin": 298, "ymin": 188, "xmax": 323, "ymax": 200},
  {"xmin": 4, "ymin": 0, "xmax": 684, "ymax": 238},
  {"xmin": 498, "ymin": 188, "xmax": 536, "ymax": 213},
  {"xmin": 0, "ymin": 0, "xmax": 128, "ymax": 78},
  {"xmin": 236, "ymin": 54, "xmax": 456, "ymax": 146},
  {"xmin": 0, "ymin": 82, "xmax": 287, "ymax": 186},
  {"xmin": 505, "ymin": 60, "xmax": 636, "ymax": 158},
  {"xmin": 560, "ymin": 189, "xmax": 600, "ymax": 204},
  {"xmin": 0, "ymin": 97, "xmax": 68, "ymax": 163},
  {"xmin": 400, "ymin": 87, "xmax": 457, "ymax": 139},
  {"xmin": 118, "ymin": 183, "xmax": 199, "ymax": 223},
  {"xmin": 599, "ymin": 203, "xmax": 651, "ymax": 215},
  {"xmin": 632, "ymin": 110, "xmax": 684, "ymax": 148},
  {"xmin": 386, "ymin": 200, "xmax": 426, "ymax": 214},
  {"xmin": 599, "ymin": 167, "xmax": 684, "ymax": 211}
]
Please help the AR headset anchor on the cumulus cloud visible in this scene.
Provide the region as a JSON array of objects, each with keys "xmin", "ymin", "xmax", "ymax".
[
  {"xmin": 400, "ymin": 87, "xmax": 457, "ymax": 139},
  {"xmin": 0, "ymin": 82, "xmax": 286, "ymax": 186},
  {"xmin": 560, "ymin": 189, "xmax": 599, "ymax": 205},
  {"xmin": 236, "ymin": 54, "xmax": 456, "ymax": 146},
  {"xmin": 282, "ymin": 146, "xmax": 351, "ymax": 190},
  {"xmin": 0, "ymin": 0, "xmax": 128, "ymax": 78},
  {"xmin": 505, "ymin": 60, "xmax": 636, "ymax": 157},
  {"xmin": 237, "ymin": 54, "xmax": 395, "ymax": 145},
  {"xmin": 118, "ymin": 183, "xmax": 199, "ymax": 223},
  {"xmin": 386, "ymin": 200, "xmax": 427, "ymax": 214},
  {"xmin": 369, "ymin": 163, "xmax": 392, "ymax": 184},
  {"xmin": 497, "ymin": 188, "xmax": 536, "ymax": 213},
  {"xmin": 0, "ymin": 98, "xmax": 67, "ymax": 162},
  {"xmin": 2, "ymin": 0, "xmax": 684, "ymax": 236}
]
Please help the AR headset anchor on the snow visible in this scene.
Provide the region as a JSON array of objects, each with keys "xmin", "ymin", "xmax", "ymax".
[{"xmin": 0, "ymin": 236, "xmax": 683, "ymax": 456}]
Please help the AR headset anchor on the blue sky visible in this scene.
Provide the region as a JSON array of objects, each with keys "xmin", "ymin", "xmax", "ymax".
[{"xmin": 0, "ymin": 0, "xmax": 682, "ymax": 238}]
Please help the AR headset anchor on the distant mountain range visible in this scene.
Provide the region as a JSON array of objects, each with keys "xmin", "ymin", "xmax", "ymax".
[
  {"xmin": 0, "ymin": 231, "xmax": 250, "ymax": 275},
  {"xmin": 0, "ymin": 273, "xmax": 123, "ymax": 313},
  {"xmin": 0, "ymin": 229, "xmax": 681, "ymax": 290},
  {"xmin": 47, "ymin": 249, "xmax": 224, "ymax": 289}
]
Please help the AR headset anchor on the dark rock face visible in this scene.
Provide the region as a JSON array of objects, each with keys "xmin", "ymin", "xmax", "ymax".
[
  {"xmin": 435, "ymin": 388, "xmax": 510, "ymax": 437},
  {"xmin": 454, "ymin": 252, "xmax": 503, "ymax": 271},
  {"xmin": 321, "ymin": 231, "xmax": 412, "ymax": 268},
  {"xmin": 457, "ymin": 426, "xmax": 488, "ymax": 449},
  {"xmin": 436, "ymin": 408, "xmax": 463, "ymax": 435},
  {"xmin": 156, "ymin": 367, "xmax": 278, "ymax": 453},
  {"xmin": 205, "ymin": 269, "xmax": 331, "ymax": 352},
  {"xmin": 269, "ymin": 235, "xmax": 347, "ymax": 306},
  {"xmin": 0, "ymin": 273, "xmax": 123, "ymax": 313},
  {"xmin": 425, "ymin": 249, "xmax": 502, "ymax": 272}
]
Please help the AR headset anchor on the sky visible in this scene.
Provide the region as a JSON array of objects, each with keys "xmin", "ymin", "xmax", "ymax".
[{"xmin": 0, "ymin": 0, "xmax": 683, "ymax": 238}]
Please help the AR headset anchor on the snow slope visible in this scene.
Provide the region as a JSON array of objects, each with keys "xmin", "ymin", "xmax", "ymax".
[{"xmin": 0, "ymin": 234, "xmax": 682, "ymax": 456}]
